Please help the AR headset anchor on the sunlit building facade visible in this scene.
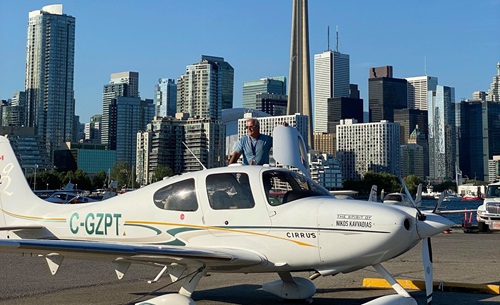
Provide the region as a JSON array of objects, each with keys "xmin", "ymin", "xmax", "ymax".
[
  {"xmin": 428, "ymin": 85, "xmax": 456, "ymax": 180},
  {"xmin": 155, "ymin": 78, "xmax": 177, "ymax": 117},
  {"xmin": 25, "ymin": 4, "xmax": 76, "ymax": 163},
  {"xmin": 336, "ymin": 119, "xmax": 400, "ymax": 180},
  {"xmin": 406, "ymin": 76, "xmax": 438, "ymax": 110},
  {"xmin": 314, "ymin": 50, "xmax": 350, "ymax": 132}
]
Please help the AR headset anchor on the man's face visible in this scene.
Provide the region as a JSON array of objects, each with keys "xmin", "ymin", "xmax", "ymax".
[{"xmin": 245, "ymin": 120, "xmax": 259, "ymax": 137}]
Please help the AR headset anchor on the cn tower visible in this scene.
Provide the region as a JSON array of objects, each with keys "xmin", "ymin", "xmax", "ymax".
[{"xmin": 287, "ymin": 0, "xmax": 313, "ymax": 149}]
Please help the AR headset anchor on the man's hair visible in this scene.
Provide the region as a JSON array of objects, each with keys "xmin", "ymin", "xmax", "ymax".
[{"xmin": 248, "ymin": 118, "xmax": 260, "ymax": 127}]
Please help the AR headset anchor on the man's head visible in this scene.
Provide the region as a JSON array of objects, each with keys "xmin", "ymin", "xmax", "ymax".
[{"xmin": 245, "ymin": 118, "xmax": 260, "ymax": 138}]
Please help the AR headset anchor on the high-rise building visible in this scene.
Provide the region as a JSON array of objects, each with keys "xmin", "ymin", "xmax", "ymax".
[
  {"xmin": 182, "ymin": 117, "xmax": 225, "ymax": 172},
  {"xmin": 54, "ymin": 142, "xmax": 116, "ymax": 175},
  {"xmin": 428, "ymin": 85, "xmax": 456, "ymax": 180},
  {"xmin": 2, "ymin": 92, "xmax": 27, "ymax": 127},
  {"xmin": 177, "ymin": 56, "xmax": 233, "ymax": 120},
  {"xmin": 155, "ymin": 78, "xmax": 177, "ymax": 117},
  {"xmin": 336, "ymin": 119, "xmax": 400, "ymax": 180},
  {"xmin": 487, "ymin": 63, "xmax": 500, "ymax": 102},
  {"xmin": 242, "ymin": 77, "xmax": 287, "ymax": 110},
  {"xmin": 326, "ymin": 96, "xmax": 363, "ymax": 133},
  {"xmin": 368, "ymin": 66, "xmax": 407, "ymax": 122},
  {"xmin": 457, "ymin": 100, "xmax": 500, "ymax": 182},
  {"xmin": 472, "ymin": 91, "xmax": 487, "ymax": 101},
  {"xmin": 314, "ymin": 50, "xmax": 350, "ymax": 132},
  {"xmin": 402, "ymin": 126, "xmax": 427, "ymax": 181},
  {"xmin": 406, "ymin": 76, "xmax": 438, "ymax": 110},
  {"xmin": 110, "ymin": 72, "xmax": 139, "ymax": 97},
  {"xmin": 236, "ymin": 113, "xmax": 309, "ymax": 147},
  {"xmin": 369, "ymin": 66, "xmax": 393, "ymax": 78},
  {"xmin": 0, "ymin": 127, "xmax": 51, "ymax": 175},
  {"xmin": 288, "ymin": 0, "xmax": 313, "ymax": 148},
  {"xmin": 84, "ymin": 114, "xmax": 102, "ymax": 144},
  {"xmin": 101, "ymin": 71, "xmax": 139, "ymax": 146},
  {"xmin": 394, "ymin": 109, "xmax": 428, "ymax": 178},
  {"xmin": 136, "ymin": 113, "xmax": 226, "ymax": 184},
  {"xmin": 393, "ymin": 109, "xmax": 428, "ymax": 143},
  {"xmin": 136, "ymin": 116, "xmax": 186, "ymax": 184},
  {"xmin": 25, "ymin": 4, "xmax": 76, "ymax": 163},
  {"xmin": 313, "ymin": 132, "xmax": 336, "ymax": 156},
  {"xmin": 253, "ymin": 93, "xmax": 288, "ymax": 116},
  {"xmin": 400, "ymin": 143, "xmax": 424, "ymax": 180},
  {"xmin": 108, "ymin": 97, "xmax": 155, "ymax": 167}
]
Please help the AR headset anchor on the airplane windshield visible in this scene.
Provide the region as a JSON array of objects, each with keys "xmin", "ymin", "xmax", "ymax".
[{"xmin": 262, "ymin": 170, "xmax": 331, "ymax": 206}]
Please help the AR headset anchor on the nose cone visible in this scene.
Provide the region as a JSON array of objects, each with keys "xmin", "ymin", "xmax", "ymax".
[{"xmin": 417, "ymin": 213, "xmax": 454, "ymax": 239}]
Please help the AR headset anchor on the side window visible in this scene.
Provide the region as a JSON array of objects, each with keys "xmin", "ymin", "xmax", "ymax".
[
  {"xmin": 206, "ymin": 173, "xmax": 255, "ymax": 210},
  {"xmin": 153, "ymin": 179, "xmax": 198, "ymax": 211},
  {"xmin": 263, "ymin": 170, "xmax": 330, "ymax": 206},
  {"xmin": 263, "ymin": 172, "xmax": 295, "ymax": 206}
]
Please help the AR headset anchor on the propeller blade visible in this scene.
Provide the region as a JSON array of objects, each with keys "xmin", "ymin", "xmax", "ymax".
[
  {"xmin": 422, "ymin": 237, "xmax": 433, "ymax": 305},
  {"xmin": 399, "ymin": 177, "xmax": 426, "ymax": 220},
  {"xmin": 433, "ymin": 191, "xmax": 445, "ymax": 213},
  {"xmin": 399, "ymin": 177, "xmax": 417, "ymax": 208},
  {"xmin": 415, "ymin": 183, "xmax": 423, "ymax": 207}
]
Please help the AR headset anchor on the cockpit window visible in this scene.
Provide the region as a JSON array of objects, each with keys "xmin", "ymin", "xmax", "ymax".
[
  {"xmin": 263, "ymin": 170, "xmax": 331, "ymax": 206},
  {"xmin": 153, "ymin": 178, "xmax": 198, "ymax": 211},
  {"xmin": 206, "ymin": 173, "xmax": 255, "ymax": 210}
]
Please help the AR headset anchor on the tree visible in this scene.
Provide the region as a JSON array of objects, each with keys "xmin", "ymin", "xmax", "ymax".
[
  {"xmin": 73, "ymin": 169, "xmax": 92, "ymax": 191},
  {"xmin": 111, "ymin": 162, "xmax": 133, "ymax": 189},
  {"xmin": 60, "ymin": 171, "xmax": 75, "ymax": 187},
  {"xmin": 434, "ymin": 180, "xmax": 456, "ymax": 192},
  {"xmin": 343, "ymin": 172, "xmax": 401, "ymax": 197},
  {"xmin": 151, "ymin": 166, "xmax": 174, "ymax": 183},
  {"xmin": 364, "ymin": 171, "xmax": 400, "ymax": 194},
  {"xmin": 92, "ymin": 171, "xmax": 108, "ymax": 190},
  {"xmin": 28, "ymin": 170, "xmax": 62, "ymax": 190},
  {"xmin": 403, "ymin": 175, "xmax": 423, "ymax": 194}
]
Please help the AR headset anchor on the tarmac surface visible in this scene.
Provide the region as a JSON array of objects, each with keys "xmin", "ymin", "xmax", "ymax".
[{"xmin": 0, "ymin": 229, "xmax": 499, "ymax": 305}]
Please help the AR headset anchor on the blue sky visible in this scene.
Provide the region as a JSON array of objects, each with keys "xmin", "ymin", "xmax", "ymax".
[{"xmin": 1, "ymin": 0, "xmax": 499, "ymax": 122}]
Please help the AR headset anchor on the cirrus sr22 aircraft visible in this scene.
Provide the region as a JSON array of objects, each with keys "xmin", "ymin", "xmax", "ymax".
[{"xmin": 0, "ymin": 126, "xmax": 453, "ymax": 305}]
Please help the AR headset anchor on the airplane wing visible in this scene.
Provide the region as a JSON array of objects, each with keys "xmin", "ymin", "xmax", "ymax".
[
  {"xmin": 430, "ymin": 209, "xmax": 477, "ymax": 215},
  {"xmin": 0, "ymin": 225, "xmax": 46, "ymax": 231},
  {"xmin": 0, "ymin": 239, "xmax": 266, "ymax": 268}
]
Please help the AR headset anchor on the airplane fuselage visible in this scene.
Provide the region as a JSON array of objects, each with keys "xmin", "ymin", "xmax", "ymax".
[{"xmin": 2, "ymin": 165, "xmax": 420, "ymax": 275}]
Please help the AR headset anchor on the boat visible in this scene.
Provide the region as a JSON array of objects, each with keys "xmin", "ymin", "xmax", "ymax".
[
  {"xmin": 442, "ymin": 191, "xmax": 462, "ymax": 202},
  {"xmin": 462, "ymin": 193, "xmax": 483, "ymax": 201},
  {"xmin": 421, "ymin": 184, "xmax": 441, "ymax": 200}
]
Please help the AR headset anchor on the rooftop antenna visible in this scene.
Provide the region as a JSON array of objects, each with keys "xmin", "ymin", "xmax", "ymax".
[
  {"xmin": 424, "ymin": 56, "xmax": 427, "ymax": 76},
  {"xmin": 327, "ymin": 26, "xmax": 330, "ymax": 51},
  {"xmin": 336, "ymin": 25, "xmax": 339, "ymax": 52}
]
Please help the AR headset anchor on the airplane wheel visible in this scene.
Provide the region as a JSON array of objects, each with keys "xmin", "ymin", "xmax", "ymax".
[{"xmin": 478, "ymin": 221, "xmax": 489, "ymax": 233}]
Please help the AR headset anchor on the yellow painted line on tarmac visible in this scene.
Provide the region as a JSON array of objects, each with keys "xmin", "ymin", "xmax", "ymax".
[{"xmin": 363, "ymin": 278, "xmax": 500, "ymax": 295}]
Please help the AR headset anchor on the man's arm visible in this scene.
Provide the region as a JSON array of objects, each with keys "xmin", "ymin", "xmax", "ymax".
[{"xmin": 228, "ymin": 151, "xmax": 242, "ymax": 164}]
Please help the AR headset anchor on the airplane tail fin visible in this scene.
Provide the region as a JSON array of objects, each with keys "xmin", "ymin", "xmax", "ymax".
[{"xmin": 0, "ymin": 136, "xmax": 44, "ymax": 229}]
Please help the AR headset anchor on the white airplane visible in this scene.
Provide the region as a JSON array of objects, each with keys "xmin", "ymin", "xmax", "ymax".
[{"xmin": 0, "ymin": 126, "xmax": 453, "ymax": 305}]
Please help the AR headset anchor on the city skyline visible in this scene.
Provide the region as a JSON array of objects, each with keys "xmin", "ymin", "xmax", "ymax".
[{"xmin": 1, "ymin": 0, "xmax": 499, "ymax": 122}]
